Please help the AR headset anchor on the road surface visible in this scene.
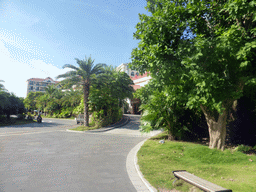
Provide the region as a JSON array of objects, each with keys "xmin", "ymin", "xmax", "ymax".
[{"xmin": 0, "ymin": 116, "xmax": 149, "ymax": 192}]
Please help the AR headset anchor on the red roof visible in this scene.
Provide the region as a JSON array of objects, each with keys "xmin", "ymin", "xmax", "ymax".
[
  {"xmin": 130, "ymin": 71, "xmax": 150, "ymax": 80},
  {"xmin": 27, "ymin": 77, "xmax": 59, "ymax": 83}
]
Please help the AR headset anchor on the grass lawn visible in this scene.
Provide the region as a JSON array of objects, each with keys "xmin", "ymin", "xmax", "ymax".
[
  {"xmin": 0, "ymin": 118, "xmax": 36, "ymax": 127},
  {"xmin": 70, "ymin": 123, "xmax": 101, "ymax": 131},
  {"xmin": 137, "ymin": 132, "xmax": 256, "ymax": 192}
]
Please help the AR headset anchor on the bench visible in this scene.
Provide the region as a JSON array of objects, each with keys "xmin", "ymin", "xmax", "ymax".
[{"xmin": 173, "ymin": 170, "xmax": 232, "ymax": 192}]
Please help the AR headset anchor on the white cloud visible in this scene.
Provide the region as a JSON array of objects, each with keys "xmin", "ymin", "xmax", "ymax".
[{"xmin": 0, "ymin": 40, "xmax": 69, "ymax": 98}]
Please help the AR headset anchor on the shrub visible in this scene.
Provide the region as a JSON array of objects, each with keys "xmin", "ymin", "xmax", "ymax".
[
  {"xmin": 91, "ymin": 108, "xmax": 123, "ymax": 128},
  {"xmin": 235, "ymin": 144, "xmax": 252, "ymax": 153},
  {"xmin": 0, "ymin": 115, "xmax": 7, "ymax": 123},
  {"xmin": 17, "ymin": 114, "xmax": 25, "ymax": 120},
  {"xmin": 91, "ymin": 110, "xmax": 105, "ymax": 128}
]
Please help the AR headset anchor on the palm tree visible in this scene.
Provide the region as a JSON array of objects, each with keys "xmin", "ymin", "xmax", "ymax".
[{"xmin": 57, "ymin": 55, "xmax": 106, "ymax": 126}]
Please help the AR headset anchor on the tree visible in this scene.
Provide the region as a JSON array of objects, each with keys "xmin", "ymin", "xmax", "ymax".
[
  {"xmin": 0, "ymin": 91, "xmax": 10, "ymax": 115},
  {"xmin": 88, "ymin": 65, "xmax": 134, "ymax": 125},
  {"xmin": 57, "ymin": 55, "xmax": 106, "ymax": 126},
  {"xmin": 0, "ymin": 92, "xmax": 25, "ymax": 118},
  {"xmin": 0, "ymin": 80, "xmax": 6, "ymax": 91},
  {"xmin": 24, "ymin": 92, "xmax": 45, "ymax": 112},
  {"xmin": 131, "ymin": 0, "xmax": 256, "ymax": 150},
  {"xmin": 60, "ymin": 89, "xmax": 82, "ymax": 117}
]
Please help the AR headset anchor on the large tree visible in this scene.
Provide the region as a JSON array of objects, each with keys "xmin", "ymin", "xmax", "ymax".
[
  {"xmin": 131, "ymin": 0, "xmax": 256, "ymax": 150},
  {"xmin": 57, "ymin": 55, "xmax": 106, "ymax": 126}
]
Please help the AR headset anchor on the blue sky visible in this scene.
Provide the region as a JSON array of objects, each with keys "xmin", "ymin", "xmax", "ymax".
[{"xmin": 0, "ymin": 0, "xmax": 150, "ymax": 98}]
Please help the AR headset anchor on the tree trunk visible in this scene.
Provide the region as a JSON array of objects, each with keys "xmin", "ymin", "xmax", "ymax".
[
  {"xmin": 167, "ymin": 121, "xmax": 175, "ymax": 141},
  {"xmin": 83, "ymin": 83, "xmax": 90, "ymax": 127},
  {"xmin": 168, "ymin": 133, "xmax": 175, "ymax": 141},
  {"xmin": 200, "ymin": 105, "xmax": 228, "ymax": 150}
]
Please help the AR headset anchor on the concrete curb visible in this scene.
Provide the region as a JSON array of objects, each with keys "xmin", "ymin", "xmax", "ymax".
[
  {"xmin": 127, "ymin": 131, "xmax": 163, "ymax": 192},
  {"xmin": 66, "ymin": 115, "xmax": 130, "ymax": 133},
  {"xmin": 87, "ymin": 115, "xmax": 130, "ymax": 132}
]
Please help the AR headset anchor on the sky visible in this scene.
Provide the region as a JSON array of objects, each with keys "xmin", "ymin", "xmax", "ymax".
[{"xmin": 0, "ymin": 0, "xmax": 150, "ymax": 98}]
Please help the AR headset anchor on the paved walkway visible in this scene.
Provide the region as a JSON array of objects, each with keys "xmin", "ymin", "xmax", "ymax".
[{"xmin": 101, "ymin": 115, "xmax": 161, "ymax": 192}]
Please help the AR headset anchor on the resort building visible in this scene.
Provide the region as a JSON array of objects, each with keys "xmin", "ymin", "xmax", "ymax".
[
  {"xmin": 116, "ymin": 63, "xmax": 152, "ymax": 114},
  {"xmin": 116, "ymin": 63, "xmax": 140, "ymax": 77},
  {"xmin": 26, "ymin": 77, "xmax": 59, "ymax": 96}
]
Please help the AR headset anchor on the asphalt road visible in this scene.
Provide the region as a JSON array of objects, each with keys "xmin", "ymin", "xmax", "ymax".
[{"xmin": 0, "ymin": 117, "xmax": 146, "ymax": 192}]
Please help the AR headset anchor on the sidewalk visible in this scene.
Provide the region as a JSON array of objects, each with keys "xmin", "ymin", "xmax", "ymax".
[{"xmin": 96, "ymin": 114, "xmax": 162, "ymax": 191}]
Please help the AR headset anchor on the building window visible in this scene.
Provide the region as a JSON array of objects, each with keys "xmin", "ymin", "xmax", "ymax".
[
  {"xmin": 36, "ymin": 87, "xmax": 39, "ymax": 91},
  {"xmin": 36, "ymin": 82, "xmax": 39, "ymax": 86},
  {"xmin": 29, "ymin": 86, "xmax": 33, "ymax": 90},
  {"xmin": 29, "ymin": 81, "xmax": 34, "ymax": 85},
  {"xmin": 136, "ymin": 72, "xmax": 139, "ymax": 76},
  {"xmin": 131, "ymin": 72, "xmax": 134, "ymax": 76}
]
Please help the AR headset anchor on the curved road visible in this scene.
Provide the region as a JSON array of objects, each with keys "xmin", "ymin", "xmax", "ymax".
[{"xmin": 0, "ymin": 116, "xmax": 149, "ymax": 192}]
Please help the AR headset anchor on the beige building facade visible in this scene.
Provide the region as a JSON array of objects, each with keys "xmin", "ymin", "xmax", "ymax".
[
  {"xmin": 116, "ymin": 63, "xmax": 140, "ymax": 77},
  {"xmin": 26, "ymin": 77, "xmax": 59, "ymax": 96}
]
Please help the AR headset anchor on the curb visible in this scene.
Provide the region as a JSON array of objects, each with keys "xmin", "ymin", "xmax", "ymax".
[
  {"xmin": 66, "ymin": 115, "xmax": 130, "ymax": 133},
  {"xmin": 127, "ymin": 132, "xmax": 163, "ymax": 192}
]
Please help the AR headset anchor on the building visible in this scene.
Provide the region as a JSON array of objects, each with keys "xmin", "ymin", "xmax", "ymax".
[
  {"xmin": 116, "ymin": 63, "xmax": 140, "ymax": 77},
  {"xmin": 130, "ymin": 72, "xmax": 152, "ymax": 90},
  {"xmin": 116, "ymin": 63, "xmax": 151, "ymax": 89},
  {"xmin": 26, "ymin": 77, "xmax": 59, "ymax": 96},
  {"xmin": 116, "ymin": 63, "xmax": 152, "ymax": 114}
]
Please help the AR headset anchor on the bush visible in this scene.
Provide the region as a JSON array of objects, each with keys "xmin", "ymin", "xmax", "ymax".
[
  {"xmin": 91, "ymin": 107, "xmax": 123, "ymax": 128},
  {"xmin": 91, "ymin": 110, "xmax": 105, "ymax": 128},
  {"xmin": 235, "ymin": 144, "xmax": 252, "ymax": 153},
  {"xmin": 26, "ymin": 112, "xmax": 33, "ymax": 120},
  {"xmin": 58, "ymin": 107, "xmax": 72, "ymax": 118},
  {"xmin": 0, "ymin": 115, "xmax": 7, "ymax": 123},
  {"xmin": 17, "ymin": 114, "xmax": 25, "ymax": 120}
]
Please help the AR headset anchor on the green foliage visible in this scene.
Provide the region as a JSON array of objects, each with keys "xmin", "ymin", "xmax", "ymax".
[
  {"xmin": 136, "ymin": 80, "xmax": 207, "ymax": 140},
  {"xmin": 56, "ymin": 55, "xmax": 106, "ymax": 126},
  {"xmin": 24, "ymin": 92, "xmax": 45, "ymax": 111},
  {"xmin": 0, "ymin": 91, "xmax": 25, "ymax": 118},
  {"xmin": 91, "ymin": 110, "xmax": 105, "ymax": 127},
  {"xmin": 73, "ymin": 98, "xmax": 84, "ymax": 115},
  {"xmin": 235, "ymin": 145, "xmax": 252, "ymax": 153},
  {"xmin": 88, "ymin": 65, "xmax": 132, "ymax": 125},
  {"xmin": 131, "ymin": 0, "xmax": 256, "ymax": 149}
]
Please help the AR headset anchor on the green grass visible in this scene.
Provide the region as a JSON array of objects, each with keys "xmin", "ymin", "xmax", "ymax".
[
  {"xmin": 70, "ymin": 123, "xmax": 101, "ymax": 131},
  {"xmin": 0, "ymin": 118, "xmax": 36, "ymax": 127},
  {"xmin": 41, "ymin": 115, "xmax": 75, "ymax": 120},
  {"xmin": 137, "ymin": 132, "xmax": 256, "ymax": 192}
]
